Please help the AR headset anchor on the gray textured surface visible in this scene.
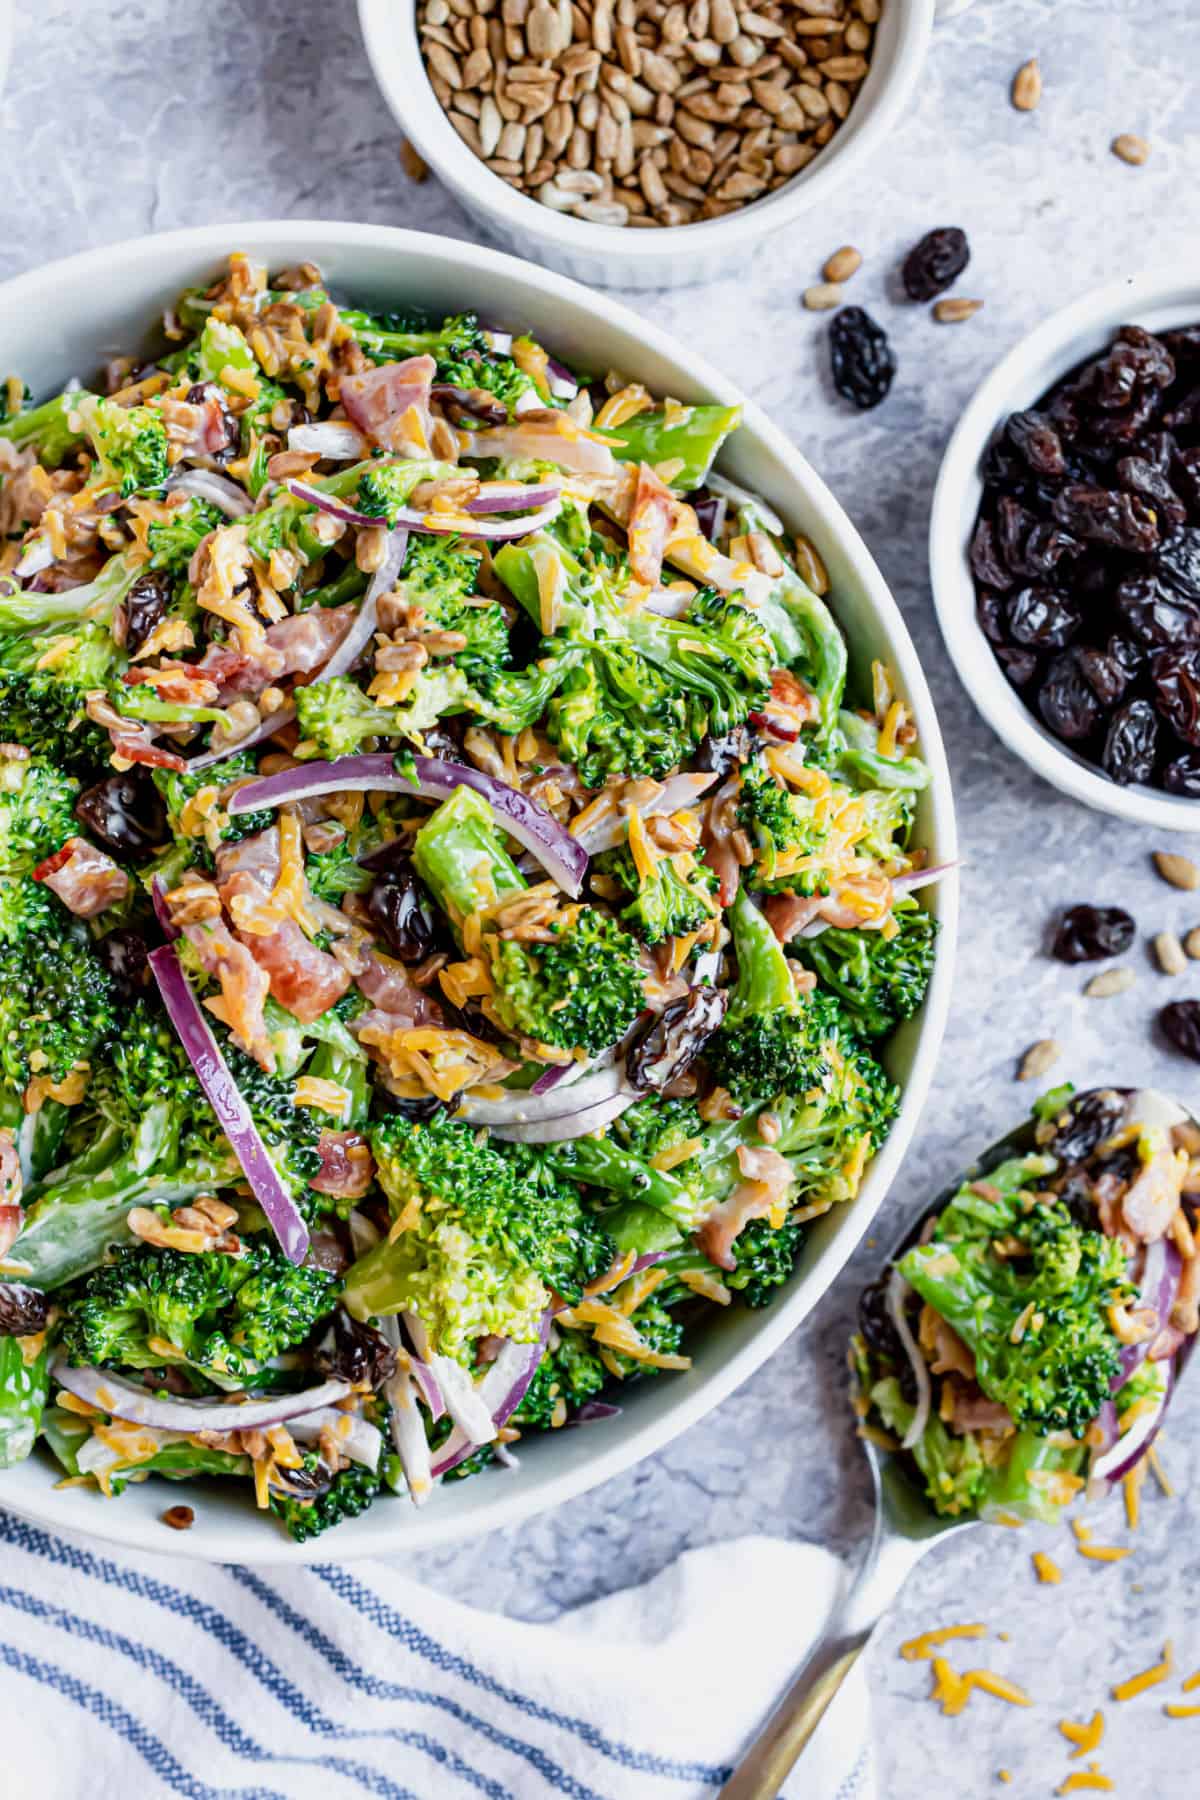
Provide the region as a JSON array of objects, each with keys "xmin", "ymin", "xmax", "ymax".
[{"xmin": 3, "ymin": 0, "xmax": 1200, "ymax": 1791}]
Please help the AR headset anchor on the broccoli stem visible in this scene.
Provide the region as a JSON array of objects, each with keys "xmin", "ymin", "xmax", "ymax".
[
  {"xmin": 604, "ymin": 404, "xmax": 741, "ymax": 490},
  {"xmin": 411, "ymin": 784, "xmax": 525, "ymax": 928},
  {"xmin": 0, "ymin": 392, "xmax": 86, "ymax": 467},
  {"xmin": 977, "ymin": 1429, "xmax": 1087, "ymax": 1525},
  {"xmin": 835, "ymin": 712, "xmax": 930, "ymax": 792},
  {"xmin": 0, "ymin": 1334, "xmax": 50, "ymax": 1468},
  {"xmin": 537, "ymin": 1139, "xmax": 697, "ymax": 1231},
  {"xmin": 726, "ymin": 886, "xmax": 796, "ymax": 1025}
]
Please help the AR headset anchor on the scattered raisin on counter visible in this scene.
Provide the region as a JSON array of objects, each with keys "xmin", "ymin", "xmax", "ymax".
[
  {"xmin": 161, "ymin": 1505, "xmax": 195, "ymax": 1531},
  {"xmin": 1161, "ymin": 999, "xmax": 1200, "ymax": 1061},
  {"xmin": 902, "ymin": 227, "xmax": 970, "ymax": 301},
  {"xmin": 830, "ymin": 307, "xmax": 896, "ymax": 411},
  {"xmin": 969, "ymin": 320, "xmax": 1200, "ymax": 794},
  {"xmin": 1051, "ymin": 903, "xmax": 1136, "ymax": 963}
]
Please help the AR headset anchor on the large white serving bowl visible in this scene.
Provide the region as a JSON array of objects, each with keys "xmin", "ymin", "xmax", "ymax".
[
  {"xmin": 931, "ymin": 264, "xmax": 1200, "ymax": 833},
  {"xmin": 358, "ymin": 0, "xmax": 939, "ymax": 291},
  {"xmin": 0, "ymin": 220, "xmax": 957, "ymax": 1560}
]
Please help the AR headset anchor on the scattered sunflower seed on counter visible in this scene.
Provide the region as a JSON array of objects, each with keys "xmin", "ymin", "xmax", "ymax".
[{"xmin": 414, "ymin": 0, "xmax": 880, "ymax": 228}]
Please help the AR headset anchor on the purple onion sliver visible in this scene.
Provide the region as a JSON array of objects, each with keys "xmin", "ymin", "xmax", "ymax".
[
  {"xmin": 165, "ymin": 468, "xmax": 254, "ymax": 517},
  {"xmin": 463, "ymin": 482, "xmax": 561, "ymax": 515},
  {"xmin": 530, "ymin": 1063, "xmax": 574, "ymax": 1097},
  {"xmin": 567, "ymin": 1400, "xmax": 622, "ymax": 1426},
  {"xmin": 147, "ymin": 944, "xmax": 310, "ymax": 1264},
  {"xmin": 490, "ymin": 1086, "xmax": 638, "ymax": 1144},
  {"xmin": 1113, "ymin": 1237, "xmax": 1180, "ymax": 1389},
  {"xmin": 285, "ymin": 478, "xmax": 378, "ymax": 529},
  {"xmin": 52, "ymin": 1360, "xmax": 349, "ymax": 1433}
]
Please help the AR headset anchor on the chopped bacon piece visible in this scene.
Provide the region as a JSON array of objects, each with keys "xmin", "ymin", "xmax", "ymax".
[
  {"xmin": 356, "ymin": 949, "xmax": 441, "ymax": 1019},
  {"xmin": 121, "ymin": 662, "xmax": 221, "ymax": 705},
  {"xmin": 34, "ymin": 836, "xmax": 129, "ymax": 918},
  {"xmin": 947, "ymin": 1383, "xmax": 1014, "ymax": 1436},
  {"xmin": 162, "ymin": 386, "xmax": 239, "ymax": 462},
  {"xmin": 627, "ymin": 462, "xmax": 674, "ymax": 588},
  {"xmin": 340, "ymin": 355, "xmax": 437, "ymax": 455},
  {"xmin": 763, "ymin": 892, "xmax": 822, "ymax": 943},
  {"xmin": 220, "ymin": 870, "xmax": 351, "ymax": 1023},
  {"xmin": 311, "ymin": 1131, "xmax": 375, "ymax": 1199},
  {"xmin": 696, "ymin": 1145, "xmax": 794, "ymax": 1271},
  {"xmin": 182, "ymin": 914, "xmax": 275, "ymax": 1070},
  {"xmin": 215, "ymin": 826, "xmax": 281, "ymax": 889},
  {"xmin": 194, "ymin": 603, "xmax": 358, "ymax": 696}
]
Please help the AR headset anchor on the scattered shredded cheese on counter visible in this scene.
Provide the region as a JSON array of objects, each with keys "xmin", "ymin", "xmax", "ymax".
[
  {"xmin": 1165, "ymin": 1703, "xmax": 1200, "ymax": 1719},
  {"xmin": 928, "ymin": 1658, "xmax": 1031, "ymax": 1718},
  {"xmin": 1033, "ymin": 1551, "xmax": 1062, "ymax": 1585},
  {"xmin": 1056, "ymin": 1765, "xmax": 1115, "ymax": 1794},
  {"xmin": 900, "ymin": 1623, "xmax": 987, "ymax": 1661},
  {"xmin": 1059, "ymin": 1711, "xmax": 1105, "ymax": 1758},
  {"xmin": 1112, "ymin": 1642, "xmax": 1173, "ymax": 1703}
]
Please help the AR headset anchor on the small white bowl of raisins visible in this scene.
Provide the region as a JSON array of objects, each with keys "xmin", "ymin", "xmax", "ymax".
[{"xmin": 930, "ymin": 262, "xmax": 1200, "ymax": 832}]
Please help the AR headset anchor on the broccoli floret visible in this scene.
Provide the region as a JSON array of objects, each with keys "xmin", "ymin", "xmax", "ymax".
[
  {"xmin": 705, "ymin": 886, "xmax": 827, "ymax": 1104},
  {"xmin": 354, "ymin": 459, "xmax": 457, "ymax": 526},
  {"xmin": 490, "ymin": 1139, "xmax": 615, "ymax": 1302},
  {"xmin": 596, "ymin": 843, "xmax": 719, "ymax": 946},
  {"xmin": 74, "ymin": 394, "xmax": 168, "ymax": 497},
  {"xmin": 437, "ymin": 350, "xmax": 537, "ymax": 415},
  {"xmin": 870, "ymin": 1376, "xmax": 989, "ymax": 1519},
  {"xmin": 612, "ymin": 1094, "xmax": 703, "ymax": 1164},
  {"xmin": 344, "ymin": 1112, "xmax": 606, "ymax": 1359},
  {"xmin": 725, "ymin": 1216, "xmax": 805, "ymax": 1307},
  {"xmin": 223, "ymin": 1043, "xmax": 325, "ymax": 1211},
  {"xmin": 305, "ymin": 837, "xmax": 374, "ymax": 906},
  {"xmin": 146, "ymin": 498, "xmax": 224, "ymax": 579},
  {"xmin": 0, "ymin": 754, "xmax": 78, "ymax": 874},
  {"xmin": 736, "ymin": 757, "xmax": 816, "ymax": 887},
  {"xmin": 414, "ymin": 784, "xmax": 645, "ymax": 1056},
  {"xmin": 512, "ymin": 1329, "xmax": 607, "ymax": 1430},
  {"xmin": 794, "ymin": 902, "xmax": 938, "ymax": 1041},
  {"xmin": 151, "ymin": 752, "xmax": 275, "ymax": 855},
  {"xmin": 493, "ymin": 538, "xmax": 773, "ymax": 787},
  {"xmin": 271, "ymin": 1453, "xmax": 381, "ymax": 1542},
  {"xmin": 293, "ymin": 675, "xmax": 413, "ymax": 758},
  {"xmin": 0, "ymin": 915, "xmax": 117, "ymax": 1104},
  {"xmin": 0, "ymin": 391, "xmax": 85, "ymax": 467},
  {"xmin": 0, "ymin": 551, "xmax": 140, "ymax": 641},
  {"xmin": 0, "ymin": 669, "xmax": 111, "ymax": 775},
  {"xmin": 398, "ymin": 536, "xmax": 509, "ymax": 674},
  {"xmin": 899, "ymin": 1160, "xmax": 1134, "ymax": 1439},
  {"xmin": 60, "ymin": 1238, "xmax": 338, "ymax": 1382},
  {"xmin": 0, "ymin": 872, "xmax": 59, "ymax": 945},
  {"xmin": 339, "ymin": 308, "xmax": 484, "ymax": 367}
]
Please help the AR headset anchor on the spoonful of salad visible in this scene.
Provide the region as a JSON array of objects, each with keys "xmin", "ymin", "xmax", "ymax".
[{"xmin": 720, "ymin": 1084, "xmax": 1199, "ymax": 1800}]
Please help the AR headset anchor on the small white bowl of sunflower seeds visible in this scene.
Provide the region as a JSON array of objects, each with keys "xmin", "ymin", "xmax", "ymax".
[{"xmin": 359, "ymin": 0, "xmax": 939, "ymax": 290}]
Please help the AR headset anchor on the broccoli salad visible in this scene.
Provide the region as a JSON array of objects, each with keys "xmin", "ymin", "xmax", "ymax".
[
  {"xmin": 854, "ymin": 1086, "xmax": 1200, "ymax": 1527},
  {"xmin": 0, "ymin": 252, "xmax": 942, "ymax": 1540}
]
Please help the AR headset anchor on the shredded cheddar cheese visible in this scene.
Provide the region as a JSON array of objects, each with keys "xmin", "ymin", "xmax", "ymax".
[
  {"xmin": 1033, "ymin": 1551, "xmax": 1062, "ymax": 1585},
  {"xmin": 928, "ymin": 1657, "xmax": 1031, "ymax": 1717},
  {"xmin": 1059, "ymin": 1711, "xmax": 1105, "ymax": 1759},
  {"xmin": 1112, "ymin": 1642, "xmax": 1173, "ymax": 1702},
  {"xmin": 900, "ymin": 1624, "xmax": 987, "ymax": 1661}
]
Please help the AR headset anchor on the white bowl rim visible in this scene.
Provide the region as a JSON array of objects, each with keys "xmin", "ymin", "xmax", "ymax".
[
  {"xmin": 0, "ymin": 218, "xmax": 957, "ymax": 1560},
  {"xmin": 930, "ymin": 259, "xmax": 1200, "ymax": 833},
  {"xmin": 357, "ymin": 0, "xmax": 936, "ymax": 267}
]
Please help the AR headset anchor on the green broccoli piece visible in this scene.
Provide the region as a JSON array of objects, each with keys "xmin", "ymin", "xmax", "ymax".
[
  {"xmin": 0, "ymin": 668, "xmax": 111, "ymax": 775},
  {"xmin": 899, "ymin": 1160, "xmax": 1134, "ymax": 1439},
  {"xmin": 612, "ymin": 1094, "xmax": 703, "ymax": 1164},
  {"xmin": 0, "ymin": 390, "xmax": 86, "ymax": 468},
  {"xmin": 397, "ymin": 535, "xmax": 510, "ymax": 675},
  {"xmin": 0, "ymin": 914, "xmax": 117, "ymax": 1105},
  {"xmin": 0, "ymin": 550, "xmax": 140, "ymax": 640},
  {"xmin": 74, "ymin": 394, "xmax": 168, "ymax": 497},
  {"xmin": 304, "ymin": 836, "xmax": 374, "ymax": 906},
  {"xmin": 61, "ymin": 1238, "xmax": 338, "ymax": 1383},
  {"xmin": 704, "ymin": 885, "xmax": 827, "ymax": 1104},
  {"xmin": 596, "ymin": 842, "xmax": 719, "ymax": 946},
  {"xmin": 354, "ymin": 459, "xmax": 458, "ymax": 526},
  {"xmin": 436, "ymin": 350, "xmax": 537, "ymax": 415},
  {"xmin": 0, "ymin": 754, "xmax": 78, "ymax": 874},
  {"xmin": 794, "ymin": 902, "xmax": 938, "ymax": 1041},
  {"xmin": 725, "ymin": 1217, "xmax": 805, "ymax": 1307},
  {"xmin": 339, "ymin": 308, "xmax": 484, "ymax": 367},
  {"xmin": 0, "ymin": 872, "xmax": 59, "ymax": 945},
  {"xmin": 0, "ymin": 1335, "xmax": 50, "ymax": 1468},
  {"xmin": 512, "ymin": 1329, "xmax": 607, "ymax": 1430},
  {"xmin": 870, "ymin": 1376, "xmax": 988, "ymax": 1519},
  {"xmin": 146, "ymin": 498, "xmax": 224, "ymax": 579},
  {"xmin": 271, "ymin": 1453, "xmax": 381, "ymax": 1542},
  {"xmin": 294, "ymin": 675, "xmax": 417, "ymax": 758},
  {"xmin": 736, "ymin": 756, "xmax": 819, "ymax": 888},
  {"xmin": 413, "ymin": 784, "xmax": 645, "ymax": 1055},
  {"xmin": 151, "ymin": 751, "xmax": 275, "ymax": 856}
]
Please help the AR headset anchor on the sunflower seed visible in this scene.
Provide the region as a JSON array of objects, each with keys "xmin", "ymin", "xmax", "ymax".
[
  {"xmin": 1155, "ymin": 930, "xmax": 1188, "ymax": 976},
  {"xmin": 803, "ymin": 281, "xmax": 843, "ymax": 311},
  {"xmin": 1011, "ymin": 57, "xmax": 1041, "ymax": 111},
  {"xmin": 1112, "ymin": 132, "xmax": 1150, "ymax": 166},
  {"xmin": 1085, "ymin": 967, "xmax": 1135, "ymax": 998},
  {"xmin": 1018, "ymin": 1038, "xmax": 1061, "ymax": 1081},
  {"xmin": 823, "ymin": 245, "xmax": 862, "ymax": 283},
  {"xmin": 1155, "ymin": 851, "xmax": 1200, "ymax": 891},
  {"xmin": 934, "ymin": 298, "xmax": 984, "ymax": 323}
]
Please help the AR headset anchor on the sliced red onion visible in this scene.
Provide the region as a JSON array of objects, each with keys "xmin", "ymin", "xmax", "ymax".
[
  {"xmin": 228, "ymin": 753, "xmax": 588, "ymax": 898},
  {"xmin": 1092, "ymin": 1363, "xmax": 1173, "ymax": 1484},
  {"xmin": 688, "ymin": 492, "xmax": 728, "ymax": 544},
  {"xmin": 147, "ymin": 944, "xmax": 310, "ymax": 1264},
  {"xmin": 284, "ymin": 478, "xmax": 377, "ymax": 529},
  {"xmin": 386, "ymin": 1361, "xmax": 434, "ymax": 1506},
  {"xmin": 886, "ymin": 1269, "xmax": 931, "ymax": 1451},
  {"xmin": 489, "ymin": 1086, "xmax": 638, "ymax": 1144},
  {"xmin": 530, "ymin": 1062, "xmax": 576, "ymax": 1097},
  {"xmin": 430, "ymin": 1316, "xmax": 550, "ymax": 1478},
  {"xmin": 379, "ymin": 494, "xmax": 563, "ymax": 541},
  {"xmin": 184, "ymin": 702, "xmax": 298, "ymax": 773},
  {"xmin": 1115, "ymin": 1237, "xmax": 1182, "ymax": 1387},
  {"xmin": 463, "ymin": 481, "xmax": 561, "ymax": 515},
  {"xmin": 14, "ymin": 536, "xmax": 53, "ymax": 579},
  {"xmin": 312, "ymin": 525, "xmax": 408, "ymax": 685},
  {"xmin": 569, "ymin": 771, "xmax": 718, "ymax": 856},
  {"xmin": 432, "ymin": 1355, "xmax": 497, "ymax": 1446},
  {"xmin": 546, "ymin": 358, "xmax": 579, "ymax": 402},
  {"xmin": 288, "ymin": 1406, "xmax": 382, "ymax": 1471},
  {"xmin": 52, "ymin": 1361, "xmax": 349, "ymax": 1432},
  {"xmin": 565, "ymin": 1400, "xmax": 622, "ymax": 1426},
  {"xmin": 287, "ymin": 421, "xmax": 368, "ymax": 461},
  {"xmin": 150, "ymin": 874, "xmax": 179, "ymax": 942},
  {"xmin": 399, "ymin": 1312, "xmax": 445, "ymax": 1422},
  {"xmin": 165, "ymin": 468, "xmax": 253, "ymax": 517},
  {"xmin": 456, "ymin": 1047, "xmax": 622, "ymax": 1128},
  {"xmin": 706, "ymin": 472, "xmax": 785, "ymax": 537}
]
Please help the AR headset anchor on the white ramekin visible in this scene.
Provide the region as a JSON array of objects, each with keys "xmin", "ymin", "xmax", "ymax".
[
  {"xmin": 358, "ymin": 0, "xmax": 938, "ymax": 291},
  {"xmin": 0, "ymin": 221, "xmax": 956, "ymax": 1559},
  {"xmin": 931, "ymin": 262, "xmax": 1200, "ymax": 835}
]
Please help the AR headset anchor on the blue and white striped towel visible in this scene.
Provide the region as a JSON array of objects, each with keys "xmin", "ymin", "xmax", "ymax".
[{"xmin": 0, "ymin": 1513, "xmax": 873, "ymax": 1800}]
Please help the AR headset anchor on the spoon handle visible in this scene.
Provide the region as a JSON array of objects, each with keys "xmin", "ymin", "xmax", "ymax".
[{"xmin": 715, "ymin": 1630, "xmax": 869, "ymax": 1800}]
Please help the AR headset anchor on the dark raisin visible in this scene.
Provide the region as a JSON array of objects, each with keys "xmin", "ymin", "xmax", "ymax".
[
  {"xmin": 1102, "ymin": 698, "xmax": 1159, "ymax": 785},
  {"xmin": 686, "ymin": 489, "xmax": 727, "ymax": 544},
  {"xmin": 314, "ymin": 1309, "xmax": 397, "ymax": 1388},
  {"xmin": 996, "ymin": 496, "xmax": 1038, "ymax": 572},
  {"xmin": 1089, "ymin": 327, "xmax": 1175, "ymax": 409},
  {"xmin": 1161, "ymin": 1000, "xmax": 1200, "ymax": 1062},
  {"xmin": 1156, "ymin": 527, "xmax": 1200, "ymax": 601},
  {"xmin": 1051, "ymin": 904, "xmax": 1136, "ymax": 963},
  {"xmin": 119, "ymin": 571, "xmax": 172, "ymax": 656},
  {"xmin": 95, "ymin": 927, "xmax": 151, "ymax": 999},
  {"xmin": 1174, "ymin": 447, "xmax": 1200, "ymax": 516},
  {"xmin": 996, "ymin": 644, "xmax": 1040, "ymax": 688},
  {"xmin": 1151, "ymin": 646, "xmax": 1200, "ymax": 747},
  {"xmin": 365, "ymin": 865, "xmax": 439, "ymax": 962},
  {"xmin": 1162, "ymin": 753, "xmax": 1200, "ymax": 798},
  {"xmin": 1046, "ymin": 1087, "xmax": 1128, "ymax": 1161},
  {"xmin": 1038, "ymin": 649, "xmax": 1103, "ymax": 741},
  {"xmin": 1114, "ymin": 575, "xmax": 1200, "ymax": 647},
  {"xmin": 1139, "ymin": 430, "xmax": 1177, "ymax": 474},
  {"xmin": 830, "ymin": 307, "xmax": 896, "ymax": 410},
  {"xmin": 430, "ymin": 383, "xmax": 507, "ymax": 428},
  {"xmin": 626, "ymin": 985, "xmax": 727, "ymax": 1093},
  {"xmin": 1019, "ymin": 522, "xmax": 1082, "ymax": 580},
  {"xmin": 1050, "ymin": 483, "xmax": 1159, "ymax": 553},
  {"xmin": 74, "ymin": 771, "xmax": 167, "ymax": 858},
  {"xmin": 1077, "ymin": 646, "xmax": 1129, "ymax": 707},
  {"xmin": 901, "ymin": 227, "xmax": 969, "ymax": 301},
  {"xmin": 0, "ymin": 1284, "xmax": 49, "ymax": 1336},
  {"xmin": 1006, "ymin": 410, "xmax": 1065, "ymax": 479},
  {"xmin": 1007, "ymin": 585, "xmax": 1081, "ymax": 649},
  {"xmin": 1116, "ymin": 455, "xmax": 1187, "ymax": 529},
  {"xmin": 976, "ymin": 589, "xmax": 1009, "ymax": 646},
  {"xmin": 1165, "ymin": 385, "xmax": 1200, "ymax": 432},
  {"xmin": 969, "ymin": 516, "xmax": 1013, "ymax": 590},
  {"xmin": 1057, "ymin": 1167, "xmax": 1099, "ymax": 1232},
  {"xmin": 695, "ymin": 724, "xmax": 753, "ymax": 777}
]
